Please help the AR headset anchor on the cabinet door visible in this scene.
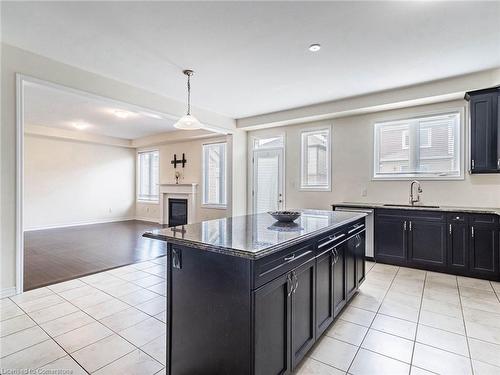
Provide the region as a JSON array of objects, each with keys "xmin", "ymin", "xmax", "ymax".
[
  {"xmin": 355, "ymin": 231, "xmax": 366, "ymax": 285},
  {"xmin": 291, "ymin": 260, "xmax": 316, "ymax": 370},
  {"xmin": 375, "ymin": 217, "xmax": 407, "ymax": 264},
  {"xmin": 409, "ymin": 220, "xmax": 447, "ymax": 268},
  {"xmin": 470, "ymin": 94, "xmax": 498, "ymax": 172},
  {"xmin": 254, "ymin": 272, "xmax": 292, "ymax": 375},
  {"xmin": 315, "ymin": 249, "xmax": 334, "ymax": 337},
  {"xmin": 469, "ymin": 225, "xmax": 499, "ymax": 278},
  {"xmin": 448, "ymin": 223, "xmax": 468, "ymax": 272},
  {"xmin": 333, "ymin": 243, "xmax": 346, "ymax": 317},
  {"xmin": 346, "ymin": 235, "xmax": 357, "ymax": 300}
]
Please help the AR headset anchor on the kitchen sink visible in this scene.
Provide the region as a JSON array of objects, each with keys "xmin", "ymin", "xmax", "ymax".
[{"xmin": 383, "ymin": 204, "xmax": 440, "ymax": 209}]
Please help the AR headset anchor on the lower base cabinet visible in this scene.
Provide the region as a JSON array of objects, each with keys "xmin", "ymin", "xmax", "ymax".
[
  {"xmin": 254, "ymin": 220, "xmax": 366, "ymax": 375},
  {"xmin": 374, "ymin": 209, "xmax": 500, "ymax": 281},
  {"xmin": 254, "ymin": 272, "xmax": 291, "ymax": 375}
]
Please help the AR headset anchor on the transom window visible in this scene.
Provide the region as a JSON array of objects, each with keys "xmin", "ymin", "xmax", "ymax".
[
  {"xmin": 202, "ymin": 142, "xmax": 227, "ymax": 207},
  {"xmin": 300, "ymin": 128, "xmax": 331, "ymax": 190},
  {"xmin": 253, "ymin": 135, "xmax": 284, "ymax": 149},
  {"xmin": 374, "ymin": 112, "xmax": 461, "ymax": 179},
  {"xmin": 137, "ymin": 150, "xmax": 159, "ymax": 202}
]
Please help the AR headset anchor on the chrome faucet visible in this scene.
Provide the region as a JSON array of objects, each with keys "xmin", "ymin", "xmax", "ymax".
[{"xmin": 409, "ymin": 180, "xmax": 422, "ymax": 206}]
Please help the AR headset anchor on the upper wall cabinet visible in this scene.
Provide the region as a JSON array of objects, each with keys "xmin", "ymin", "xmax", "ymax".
[{"xmin": 465, "ymin": 86, "xmax": 500, "ymax": 173}]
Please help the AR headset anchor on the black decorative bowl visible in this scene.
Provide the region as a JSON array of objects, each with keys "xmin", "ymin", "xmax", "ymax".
[{"xmin": 268, "ymin": 211, "xmax": 301, "ymax": 223}]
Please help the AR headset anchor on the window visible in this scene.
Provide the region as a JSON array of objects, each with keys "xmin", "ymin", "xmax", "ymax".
[
  {"xmin": 202, "ymin": 142, "xmax": 227, "ymax": 207},
  {"xmin": 300, "ymin": 128, "xmax": 331, "ymax": 190},
  {"xmin": 374, "ymin": 112, "xmax": 461, "ymax": 179},
  {"xmin": 138, "ymin": 150, "xmax": 159, "ymax": 201},
  {"xmin": 253, "ymin": 135, "xmax": 284, "ymax": 149}
]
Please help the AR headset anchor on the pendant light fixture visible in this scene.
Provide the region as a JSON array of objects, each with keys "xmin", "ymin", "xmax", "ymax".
[{"xmin": 173, "ymin": 69, "xmax": 202, "ymax": 130}]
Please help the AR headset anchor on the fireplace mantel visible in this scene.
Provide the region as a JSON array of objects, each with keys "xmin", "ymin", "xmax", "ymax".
[{"xmin": 158, "ymin": 183, "xmax": 198, "ymax": 225}]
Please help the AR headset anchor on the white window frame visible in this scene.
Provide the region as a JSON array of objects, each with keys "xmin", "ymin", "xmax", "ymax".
[
  {"xmin": 202, "ymin": 141, "xmax": 227, "ymax": 209},
  {"xmin": 372, "ymin": 108, "xmax": 464, "ymax": 181},
  {"xmin": 300, "ymin": 126, "xmax": 332, "ymax": 191},
  {"xmin": 137, "ymin": 149, "xmax": 160, "ymax": 203}
]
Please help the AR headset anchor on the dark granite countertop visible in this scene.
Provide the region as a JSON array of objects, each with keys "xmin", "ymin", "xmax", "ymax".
[
  {"xmin": 143, "ymin": 209, "xmax": 366, "ymax": 259},
  {"xmin": 332, "ymin": 202, "xmax": 500, "ymax": 215}
]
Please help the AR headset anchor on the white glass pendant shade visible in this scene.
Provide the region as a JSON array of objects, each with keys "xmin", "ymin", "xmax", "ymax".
[{"xmin": 173, "ymin": 114, "xmax": 202, "ymax": 130}]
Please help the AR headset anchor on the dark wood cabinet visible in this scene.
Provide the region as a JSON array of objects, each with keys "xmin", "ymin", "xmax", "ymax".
[
  {"xmin": 374, "ymin": 208, "xmax": 500, "ymax": 281},
  {"xmin": 290, "ymin": 259, "xmax": 316, "ymax": 369},
  {"xmin": 356, "ymin": 231, "xmax": 366, "ymax": 285},
  {"xmin": 447, "ymin": 213, "xmax": 468, "ymax": 272},
  {"xmin": 466, "ymin": 87, "xmax": 500, "ymax": 173},
  {"xmin": 469, "ymin": 224, "xmax": 499, "ymax": 279},
  {"xmin": 374, "ymin": 216, "xmax": 407, "ymax": 265},
  {"xmin": 315, "ymin": 249, "xmax": 334, "ymax": 337},
  {"xmin": 333, "ymin": 242, "xmax": 346, "ymax": 317},
  {"xmin": 254, "ymin": 272, "xmax": 291, "ymax": 375},
  {"xmin": 408, "ymin": 220, "xmax": 447, "ymax": 269},
  {"xmin": 346, "ymin": 234, "xmax": 358, "ymax": 299}
]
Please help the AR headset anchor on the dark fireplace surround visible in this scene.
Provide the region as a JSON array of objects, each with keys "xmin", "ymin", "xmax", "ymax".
[{"xmin": 168, "ymin": 198, "xmax": 188, "ymax": 227}]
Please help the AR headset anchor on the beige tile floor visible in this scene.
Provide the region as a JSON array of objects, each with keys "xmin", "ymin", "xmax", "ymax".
[
  {"xmin": 1, "ymin": 256, "xmax": 167, "ymax": 374},
  {"xmin": 2, "ymin": 258, "xmax": 500, "ymax": 374},
  {"xmin": 296, "ymin": 261, "xmax": 500, "ymax": 375}
]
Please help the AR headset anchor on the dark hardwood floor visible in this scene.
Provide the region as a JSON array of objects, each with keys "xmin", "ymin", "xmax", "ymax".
[{"xmin": 24, "ymin": 220, "xmax": 167, "ymax": 291}]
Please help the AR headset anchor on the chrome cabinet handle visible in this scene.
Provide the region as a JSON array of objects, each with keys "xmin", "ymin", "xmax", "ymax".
[
  {"xmin": 472, "ymin": 159, "xmax": 475, "ymax": 169},
  {"xmin": 293, "ymin": 273, "xmax": 299, "ymax": 294},
  {"xmin": 497, "ymin": 158, "xmax": 500, "ymax": 169},
  {"xmin": 348, "ymin": 224, "xmax": 365, "ymax": 234},
  {"xmin": 449, "ymin": 224, "xmax": 452, "ymax": 235},
  {"xmin": 403, "ymin": 221, "xmax": 407, "ymax": 231},
  {"xmin": 318, "ymin": 233, "xmax": 346, "ymax": 249},
  {"xmin": 287, "ymin": 274, "xmax": 293, "ymax": 296},
  {"xmin": 471, "ymin": 226, "xmax": 474, "ymax": 238},
  {"xmin": 284, "ymin": 254, "xmax": 295, "ymax": 262},
  {"xmin": 409, "ymin": 221, "xmax": 412, "ymax": 231}
]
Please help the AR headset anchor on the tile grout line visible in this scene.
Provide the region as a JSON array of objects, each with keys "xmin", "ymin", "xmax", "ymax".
[
  {"xmin": 6, "ymin": 299, "xmax": 91, "ymax": 375},
  {"xmin": 3, "ymin": 261, "xmax": 167, "ymax": 373},
  {"xmin": 457, "ymin": 277, "xmax": 477, "ymax": 375},
  {"xmin": 409, "ymin": 269, "xmax": 427, "ymax": 369},
  {"xmin": 346, "ymin": 264, "xmax": 402, "ymax": 374}
]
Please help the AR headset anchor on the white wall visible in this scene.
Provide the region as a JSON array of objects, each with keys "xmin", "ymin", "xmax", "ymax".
[
  {"xmin": 248, "ymin": 100, "xmax": 500, "ymax": 211},
  {"xmin": 1, "ymin": 44, "xmax": 235, "ymax": 295},
  {"xmin": 24, "ymin": 135, "xmax": 136, "ymax": 229},
  {"xmin": 136, "ymin": 136, "xmax": 229, "ymax": 223}
]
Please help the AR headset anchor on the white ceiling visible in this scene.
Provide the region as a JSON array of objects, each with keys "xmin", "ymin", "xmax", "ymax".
[
  {"xmin": 24, "ymin": 81, "xmax": 178, "ymax": 139},
  {"xmin": 3, "ymin": 2, "xmax": 500, "ymax": 119}
]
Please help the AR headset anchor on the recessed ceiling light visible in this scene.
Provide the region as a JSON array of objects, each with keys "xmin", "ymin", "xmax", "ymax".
[
  {"xmin": 309, "ymin": 43, "xmax": 321, "ymax": 52},
  {"xmin": 113, "ymin": 109, "xmax": 134, "ymax": 119},
  {"xmin": 72, "ymin": 122, "xmax": 90, "ymax": 130}
]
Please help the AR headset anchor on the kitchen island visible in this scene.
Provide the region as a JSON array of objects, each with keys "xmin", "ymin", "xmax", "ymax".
[{"xmin": 144, "ymin": 209, "xmax": 366, "ymax": 375}]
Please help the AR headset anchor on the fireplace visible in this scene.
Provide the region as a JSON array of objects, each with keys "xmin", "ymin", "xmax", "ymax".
[{"xmin": 168, "ymin": 198, "xmax": 188, "ymax": 227}]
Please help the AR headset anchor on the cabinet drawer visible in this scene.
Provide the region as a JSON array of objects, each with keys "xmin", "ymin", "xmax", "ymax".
[
  {"xmin": 470, "ymin": 214, "xmax": 498, "ymax": 225},
  {"xmin": 447, "ymin": 213, "xmax": 467, "ymax": 223},
  {"xmin": 377, "ymin": 209, "xmax": 445, "ymax": 222},
  {"xmin": 254, "ymin": 243, "xmax": 314, "ymax": 288},
  {"xmin": 317, "ymin": 229, "xmax": 347, "ymax": 254}
]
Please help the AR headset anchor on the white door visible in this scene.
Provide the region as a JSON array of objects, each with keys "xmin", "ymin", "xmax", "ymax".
[{"xmin": 252, "ymin": 149, "xmax": 284, "ymax": 213}]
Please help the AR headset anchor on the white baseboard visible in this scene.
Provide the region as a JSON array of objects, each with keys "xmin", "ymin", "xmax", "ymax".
[
  {"xmin": 25, "ymin": 217, "xmax": 136, "ymax": 231},
  {"xmin": 1, "ymin": 287, "xmax": 17, "ymax": 298},
  {"xmin": 135, "ymin": 217, "xmax": 160, "ymax": 224}
]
